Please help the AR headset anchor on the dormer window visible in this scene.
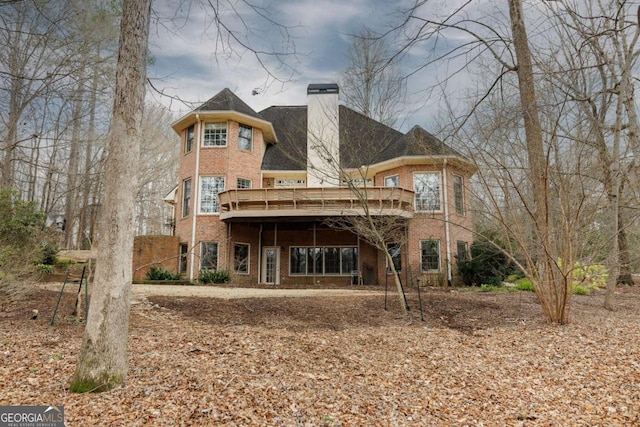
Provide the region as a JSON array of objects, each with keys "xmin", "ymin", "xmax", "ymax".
[
  {"xmin": 203, "ymin": 123, "xmax": 227, "ymax": 147},
  {"xmin": 238, "ymin": 124, "xmax": 253, "ymax": 151}
]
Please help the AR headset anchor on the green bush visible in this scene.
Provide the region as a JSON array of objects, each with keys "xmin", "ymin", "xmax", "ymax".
[
  {"xmin": 457, "ymin": 236, "xmax": 516, "ymax": 286},
  {"xmin": 40, "ymin": 243, "xmax": 58, "ymax": 265},
  {"xmin": 573, "ymin": 285, "xmax": 591, "ymax": 295},
  {"xmin": 572, "ymin": 263, "xmax": 608, "ymax": 290},
  {"xmin": 514, "ymin": 278, "xmax": 535, "ymax": 292},
  {"xmin": 198, "ymin": 269, "xmax": 230, "ymax": 284},
  {"xmin": 145, "ymin": 265, "xmax": 182, "ymax": 281},
  {"xmin": 0, "ymin": 190, "xmax": 48, "ymax": 293},
  {"xmin": 36, "ymin": 264, "xmax": 53, "ymax": 274}
]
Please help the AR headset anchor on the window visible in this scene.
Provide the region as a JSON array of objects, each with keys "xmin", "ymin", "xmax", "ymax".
[
  {"xmin": 182, "ymin": 179, "xmax": 191, "ymax": 218},
  {"xmin": 454, "ymin": 175, "xmax": 465, "ymax": 215},
  {"xmin": 385, "ymin": 175, "xmax": 399, "ymax": 187},
  {"xmin": 200, "ymin": 176, "xmax": 225, "ymax": 213},
  {"xmin": 387, "ymin": 243, "xmax": 402, "ymax": 272},
  {"xmin": 238, "ymin": 124, "xmax": 253, "ymax": 151},
  {"xmin": 457, "ymin": 241, "xmax": 469, "ymax": 263},
  {"xmin": 307, "ymin": 247, "xmax": 322, "ymax": 275},
  {"xmin": 179, "ymin": 243, "xmax": 188, "ymax": 273},
  {"xmin": 185, "ymin": 125, "xmax": 194, "ymax": 153},
  {"xmin": 324, "ymin": 247, "xmax": 340, "ymax": 274},
  {"xmin": 275, "ymin": 179, "xmax": 306, "ymax": 187},
  {"xmin": 200, "ymin": 242, "xmax": 218, "ymax": 270},
  {"xmin": 234, "ymin": 243, "xmax": 249, "ymax": 274},
  {"xmin": 237, "ymin": 178, "xmax": 251, "ymax": 189},
  {"xmin": 421, "ymin": 240, "xmax": 440, "ymax": 272},
  {"xmin": 290, "ymin": 246, "xmax": 358, "ymax": 276},
  {"xmin": 414, "ymin": 173, "xmax": 441, "ymax": 211},
  {"xmin": 341, "ymin": 247, "xmax": 358, "ymax": 274},
  {"xmin": 203, "ymin": 123, "xmax": 227, "ymax": 146},
  {"xmin": 290, "ymin": 247, "xmax": 307, "ymax": 274}
]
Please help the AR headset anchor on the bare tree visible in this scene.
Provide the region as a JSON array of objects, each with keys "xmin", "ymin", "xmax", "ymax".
[
  {"xmin": 135, "ymin": 105, "xmax": 179, "ymax": 235},
  {"xmin": 71, "ymin": 0, "xmax": 152, "ymax": 392},
  {"xmin": 340, "ymin": 27, "xmax": 406, "ymax": 127},
  {"xmin": 69, "ymin": 0, "xmax": 297, "ymax": 391},
  {"xmin": 538, "ymin": 0, "xmax": 640, "ymax": 309},
  {"xmin": 390, "ymin": 0, "xmax": 595, "ymax": 323}
]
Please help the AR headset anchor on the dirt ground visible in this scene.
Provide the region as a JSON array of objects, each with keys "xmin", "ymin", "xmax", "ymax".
[{"xmin": 2, "ymin": 284, "xmax": 640, "ymax": 426}]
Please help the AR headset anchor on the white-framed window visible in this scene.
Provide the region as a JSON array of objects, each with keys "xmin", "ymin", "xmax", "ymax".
[
  {"xmin": 234, "ymin": 243, "xmax": 250, "ymax": 274},
  {"xmin": 182, "ymin": 178, "xmax": 191, "ymax": 218},
  {"xmin": 179, "ymin": 243, "xmax": 188, "ymax": 273},
  {"xmin": 199, "ymin": 176, "xmax": 225, "ymax": 213},
  {"xmin": 237, "ymin": 177, "xmax": 251, "ymax": 189},
  {"xmin": 289, "ymin": 246, "xmax": 358, "ymax": 276},
  {"xmin": 414, "ymin": 172, "xmax": 441, "ymax": 211},
  {"xmin": 275, "ymin": 179, "xmax": 306, "ymax": 187},
  {"xmin": 200, "ymin": 241, "xmax": 218, "ymax": 270},
  {"xmin": 238, "ymin": 124, "xmax": 253, "ymax": 151},
  {"xmin": 453, "ymin": 174, "xmax": 465, "ymax": 215},
  {"xmin": 385, "ymin": 175, "xmax": 399, "ymax": 187},
  {"xmin": 457, "ymin": 241, "xmax": 469, "ymax": 262},
  {"xmin": 421, "ymin": 240, "xmax": 440, "ymax": 272},
  {"xmin": 203, "ymin": 123, "xmax": 227, "ymax": 147},
  {"xmin": 185, "ymin": 125, "xmax": 194, "ymax": 153}
]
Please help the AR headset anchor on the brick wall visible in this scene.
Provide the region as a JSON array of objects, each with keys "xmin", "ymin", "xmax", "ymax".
[{"xmin": 132, "ymin": 235, "xmax": 181, "ymax": 281}]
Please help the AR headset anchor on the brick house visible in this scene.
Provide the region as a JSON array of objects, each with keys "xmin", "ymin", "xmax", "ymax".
[{"xmin": 165, "ymin": 83, "xmax": 476, "ymax": 286}]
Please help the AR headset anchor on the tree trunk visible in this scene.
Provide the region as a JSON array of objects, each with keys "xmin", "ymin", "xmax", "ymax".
[
  {"xmin": 508, "ymin": 0, "xmax": 569, "ymax": 324},
  {"xmin": 64, "ymin": 67, "xmax": 86, "ymax": 248},
  {"xmin": 70, "ymin": 0, "xmax": 151, "ymax": 393}
]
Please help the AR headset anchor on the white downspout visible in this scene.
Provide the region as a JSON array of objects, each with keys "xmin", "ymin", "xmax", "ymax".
[
  {"xmin": 189, "ymin": 114, "xmax": 201, "ymax": 281},
  {"xmin": 443, "ymin": 159, "xmax": 452, "ymax": 286}
]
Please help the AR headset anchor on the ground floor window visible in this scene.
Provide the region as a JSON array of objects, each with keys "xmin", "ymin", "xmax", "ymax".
[
  {"xmin": 387, "ymin": 243, "xmax": 402, "ymax": 273},
  {"xmin": 421, "ymin": 240, "xmax": 440, "ymax": 272},
  {"xmin": 457, "ymin": 241, "xmax": 469, "ymax": 262},
  {"xmin": 200, "ymin": 241, "xmax": 218, "ymax": 270},
  {"xmin": 289, "ymin": 246, "xmax": 358, "ymax": 276},
  {"xmin": 234, "ymin": 243, "xmax": 250, "ymax": 274},
  {"xmin": 179, "ymin": 243, "xmax": 188, "ymax": 273}
]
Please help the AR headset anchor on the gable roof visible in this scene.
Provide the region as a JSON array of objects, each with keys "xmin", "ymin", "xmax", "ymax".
[{"xmin": 196, "ymin": 88, "xmax": 262, "ymax": 119}]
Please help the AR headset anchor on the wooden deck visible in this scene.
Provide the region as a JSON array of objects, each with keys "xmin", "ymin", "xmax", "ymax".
[{"xmin": 218, "ymin": 187, "xmax": 415, "ymax": 220}]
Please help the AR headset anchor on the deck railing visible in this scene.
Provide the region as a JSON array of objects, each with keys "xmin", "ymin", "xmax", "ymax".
[{"xmin": 218, "ymin": 187, "xmax": 415, "ymax": 220}]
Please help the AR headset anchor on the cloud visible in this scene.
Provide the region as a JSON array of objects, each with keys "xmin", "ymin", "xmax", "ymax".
[{"xmin": 147, "ymin": 0, "xmax": 488, "ymax": 132}]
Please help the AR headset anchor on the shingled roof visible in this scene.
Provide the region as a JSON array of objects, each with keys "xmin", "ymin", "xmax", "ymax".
[
  {"xmin": 195, "ymin": 88, "xmax": 262, "ymax": 119},
  {"xmin": 258, "ymin": 104, "xmax": 469, "ymax": 171},
  {"xmin": 259, "ymin": 106, "xmax": 307, "ymax": 170}
]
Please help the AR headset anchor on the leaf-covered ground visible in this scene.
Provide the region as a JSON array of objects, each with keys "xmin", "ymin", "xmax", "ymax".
[{"xmin": 2, "ymin": 285, "xmax": 640, "ymax": 426}]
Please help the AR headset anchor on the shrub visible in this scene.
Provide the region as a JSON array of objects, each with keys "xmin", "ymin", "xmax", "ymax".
[
  {"xmin": 36, "ymin": 264, "xmax": 54, "ymax": 274},
  {"xmin": 0, "ymin": 190, "xmax": 48, "ymax": 299},
  {"xmin": 40, "ymin": 243, "xmax": 58, "ymax": 265},
  {"xmin": 573, "ymin": 285, "xmax": 591, "ymax": 295},
  {"xmin": 198, "ymin": 269, "xmax": 230, "ymax": 284},
  {"xmin": 514, "ymin": 278, "xmax": 535, "ymax": 292},
  {"xmin": 572, "ymin": 263, "xmax": 608, "ymax": 290},
  {"xmin": 457, "ymin": 236, "xmax": 516, "ymax": 286},
  {"xmin": 145, "ymin": 265, "xmax": 182, "ymax": 281}
]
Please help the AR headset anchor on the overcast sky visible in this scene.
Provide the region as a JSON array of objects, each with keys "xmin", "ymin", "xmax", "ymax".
[{"xmin": 146, "ymin": 0, "xmax": 514, "ymax": 132}]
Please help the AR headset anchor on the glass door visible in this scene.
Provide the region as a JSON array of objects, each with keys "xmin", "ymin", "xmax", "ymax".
[{"xmin": 262, "ymin": 247, "xmax": 280, "ymax": 285}]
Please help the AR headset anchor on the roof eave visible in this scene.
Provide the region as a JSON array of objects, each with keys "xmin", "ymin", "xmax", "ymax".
[{"xmin": 171, "ymin": 110, "xmax": 278, "ymax": 143}]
